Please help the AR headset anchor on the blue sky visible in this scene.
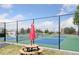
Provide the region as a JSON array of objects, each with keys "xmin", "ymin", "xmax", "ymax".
[
  {"xmin": 0, "ymin": 4, "xmax": 78, "ymax": 32},
  {"xmin": 0, "ymin": 4, "xmax": 77, "ymax": 21},
  {"xmin": 10, "ymin": 4, "xmax": 61, "ymax": 18},
  {"xmin": 0, "ymin": 4, "xmax": 62, "ymax": 19}
]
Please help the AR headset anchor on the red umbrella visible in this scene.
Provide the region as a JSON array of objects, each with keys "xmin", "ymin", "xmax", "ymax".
[{"xmin": 29, "ymin": 19, "xmax": 36, "ymax": 45}]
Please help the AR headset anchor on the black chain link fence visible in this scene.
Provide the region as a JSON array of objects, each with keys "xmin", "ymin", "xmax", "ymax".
[{"xmin": 0, "ymin": 13, "xmax": 79, "ymax": 52}]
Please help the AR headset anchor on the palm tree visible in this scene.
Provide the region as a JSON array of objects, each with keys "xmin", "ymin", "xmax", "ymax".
[{"xmin": 74, "ymin": 5, "xmax": 79, "ymax": 36}]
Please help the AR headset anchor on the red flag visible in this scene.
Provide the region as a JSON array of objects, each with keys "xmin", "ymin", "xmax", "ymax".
[{"xmin": 29, "ymin": 20, "xmax": 36, "ymax": 41}]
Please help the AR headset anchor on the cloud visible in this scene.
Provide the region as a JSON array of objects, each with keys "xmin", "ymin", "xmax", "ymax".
[
  {"xmin": 0, "ymin": 13, "xmax": 25, "ymax": 22},
  {"xmin": 61, "ymin": 17, "xmax": 74, "ymax": 27},
  {"xmin": 36, "ymin": 21, "xmax": 55, "ymax": 32},
  {"xmin": 36, "ymin": 17, "xmax": 78, "ymax": 32},
  {"xmin": 0, "ymin": 13, "xmax": 9, "ymax": 22},
  {"xmin": 12, "ymin": 14, "xmax": 25, "ymax": 21},
  {"xmin": 0, "ymin": 4, "xmax": 12, "ymax": 9},
  {"xmin": 61, "ymin": 17, "xmax": 78, "ymax": 31},
  {"xmin": 0, "ymin": 13, "xmax": 9, "ymax": 18},
  {"xmin": 57, "ymin": 4, "xmax": 77, "ymax": 15},
  {"xmin": 0, "ymin": 14, "xmax": 25, "ymax": 31}
]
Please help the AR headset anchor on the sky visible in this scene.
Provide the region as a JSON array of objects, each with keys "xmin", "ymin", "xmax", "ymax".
[{"xmin": 0, "ymin": 4, "xmax": 78, "ymax": 32}]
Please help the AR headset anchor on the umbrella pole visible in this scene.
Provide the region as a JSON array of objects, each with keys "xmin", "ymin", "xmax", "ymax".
[
  {"xmin": 33, "ymin": 39, "xmax": 35, "ymax": 44},
  {"xmin": 31, "ymin": 40, "xmax": 32, "ymax": 45}
]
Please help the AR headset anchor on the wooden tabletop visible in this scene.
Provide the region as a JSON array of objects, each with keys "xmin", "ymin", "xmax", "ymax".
[{"xmin": 23, "ymin": 44, "xmax": 39, "ymax": 48}]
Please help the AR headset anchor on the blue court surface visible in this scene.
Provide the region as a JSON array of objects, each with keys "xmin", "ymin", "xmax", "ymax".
[
  {"xmin": 0, "ymin": 36, "xmax": 64, "ymax": 48},
  {"xmin": 1, "ymin": 35, "xmax": 79, "ymax": 52},
  {"xmin": 35, "ymin": 37, "xmax": 64, "ymax": 45}
]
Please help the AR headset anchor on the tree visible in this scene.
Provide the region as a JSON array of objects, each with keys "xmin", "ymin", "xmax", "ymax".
[
  {"xmin": 48, "ymin": 32, "xmax": 53, "ymax": 34},
  {"xmin": 26, "ymin": 28, "xmax": 30, "ymax": 33},
  {"xmin": 45, "ymin": 29, "xmax": 49, "ymax": 33},
  {"xmin": 74, "ymin": 5, "xmax": 79, "ymax": 36},
  {"xmin": 36, "ymin": 29, "xmax": 43, "ymax": 33},
  {"xmin": 0, "ymin": 28, "xmax": 6, "ymax": 37},
  {"xmin": 20, "ymin": 28, "xmax": 25, "ymax": 34},
  {"xmin": 64, "ymin": 27, "xmax": 76, "ymax": 34}
]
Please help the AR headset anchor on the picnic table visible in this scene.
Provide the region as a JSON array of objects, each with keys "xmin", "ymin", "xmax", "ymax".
[{"xmin": 19, "ymin": 44, "xmax": 43, "ymax": 55}]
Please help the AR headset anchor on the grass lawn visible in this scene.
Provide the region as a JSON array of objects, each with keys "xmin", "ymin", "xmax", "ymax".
[
  {"xmin": 0, "ymin": 44, "xmax": 65, "ymax": 55},
  {"xmin": 0, "ymin": 45, "xmax": 21, "ymax": 55}
]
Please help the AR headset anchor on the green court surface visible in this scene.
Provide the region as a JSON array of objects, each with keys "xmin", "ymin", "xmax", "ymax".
[
  {"xmin": 18, "ymin": 34, "xmax": 79, "ymax": 52},
  {"xmin": 0, "ymin": 34, "xmax": 79, "ymax": 52},
  {"xmin": 61, "ymin": 35, "xmax": 79, "ymax": 52}
]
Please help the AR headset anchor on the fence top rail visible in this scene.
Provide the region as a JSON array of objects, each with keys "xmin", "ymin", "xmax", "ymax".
[{"xmin": 0, "ymin": 12, "xmax": 79, "ymax": 23}]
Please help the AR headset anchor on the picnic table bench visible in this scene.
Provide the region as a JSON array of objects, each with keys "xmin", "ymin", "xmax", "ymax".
[{"xmin": 19, "ymin": 44, "xmax": 43, "ymax": 55}]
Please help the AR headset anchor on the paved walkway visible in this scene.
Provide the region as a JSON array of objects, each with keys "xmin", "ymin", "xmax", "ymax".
[{"xmin": 0, "ymin": 42, "xmax": 9, "ymax": 48}]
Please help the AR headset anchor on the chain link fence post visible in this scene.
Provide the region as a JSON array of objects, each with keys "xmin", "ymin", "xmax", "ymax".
[
  {"xmin": 59, "ymin": 16, "xmax": 60, "ymax": 50},
  {"xmin": 4, "ymin": 22, "xmax": 6, "ymax": 42},
  {"xmin": 16, "ymin": 21, "xmax": 18, "ymax": 43}
]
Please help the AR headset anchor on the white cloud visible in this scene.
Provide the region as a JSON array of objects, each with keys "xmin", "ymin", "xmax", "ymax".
[
  {"xmin": 0, "ymin": 14, "xmax": 25, "ymax": 22},
  {"xmin": 0, "ymin": 13, "xmax": 7, "ymax": 17},
  {"xmin": 58, "ymin": 6, "xmax": 65, "ymax": 15},
  {"xmin": 57, "ymin": 4, "xmax": 77, "ymax": 15},
  {"xmin": 0, "ymin": 4, "xmax": 12, "ymax": 9},
  {"xmin": 3, "ymin": 17, "xmax": 78, "ymax": 32},
  {"xmin": 61, "ymin": 17, "xmax": 78, "ymax": 31},
  {"xmin": 57, "ymin": 4, "xmax": 78, "ymax": 31},
  {"xmin": 12, "ymin": 14, "xmax": 25, "ymax": 21},
  {"xmin": 36, "ymin": 21, "xmax": 55, "ymax": 32},
  {"xmin": 0, "ymin": 13, "xmax": 9, "ymax": 22},
  {"xmin": 35, "ymin": 17, "xmax": 78, "ymax": 32},
  {"xmin": 61, "ymin": 17, "xmax": 73, "ymax": 27},
  {"xmin": 0, "ymin": 13, "xmax": 9, "ymax": 18}
]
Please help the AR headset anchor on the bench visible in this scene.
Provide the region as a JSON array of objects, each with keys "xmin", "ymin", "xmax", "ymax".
[
  {"xmin": 19, "ymin": 44, "xmax": 43, "ymax": 55},
  {"xmin": 19, "ymin": 50, "xmax": 26, "ymax": 55},
  {"xmin": 19, "ymin": 49, "xmax": 36, "ymax": 55},
  {"xmin": 36, "ymin": 49, "xmax": 43, "ymax": 55}
]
